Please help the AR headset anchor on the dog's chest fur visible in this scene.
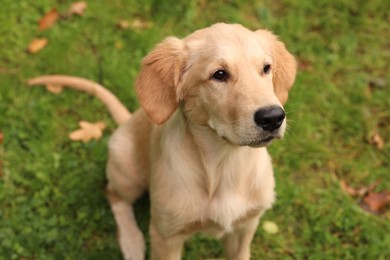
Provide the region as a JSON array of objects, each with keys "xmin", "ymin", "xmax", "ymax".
[{"xmin": 150, "ymin": 113, "xmax": 275, "ymax": 237}]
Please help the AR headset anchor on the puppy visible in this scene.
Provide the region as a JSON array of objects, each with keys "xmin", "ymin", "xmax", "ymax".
[{"xmin": 29, "ymin": 23, "xmax": 296, "ymax": 260}]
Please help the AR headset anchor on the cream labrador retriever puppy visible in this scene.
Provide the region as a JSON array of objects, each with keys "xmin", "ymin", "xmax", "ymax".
[{"xmin": 29, "ymin": 23, "xmax": 296, "ymax": 260}]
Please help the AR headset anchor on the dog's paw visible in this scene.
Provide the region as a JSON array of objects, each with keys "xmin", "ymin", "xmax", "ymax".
[{"xmin": 119, "ymin": 229, "xmax": 146, "ymax": 260}]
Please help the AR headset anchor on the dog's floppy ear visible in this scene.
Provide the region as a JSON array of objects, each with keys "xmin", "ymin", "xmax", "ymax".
[
  {"xmin": 256, "ymin": 30, "xmax": 297, "ymax": 105},
  {"xmin": 136, "ymin": 37, "xmax": 186, "ymax": 124}
]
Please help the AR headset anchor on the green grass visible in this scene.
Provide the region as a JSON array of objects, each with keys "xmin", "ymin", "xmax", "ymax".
[{"xmin": 1, "ymin": 0, "xmax": 389, "ymax": 259}]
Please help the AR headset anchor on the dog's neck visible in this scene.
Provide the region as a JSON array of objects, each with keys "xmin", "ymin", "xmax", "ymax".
[{"xmin": 175, "ymin": 110, "xmax": 262, "ymax": 198}]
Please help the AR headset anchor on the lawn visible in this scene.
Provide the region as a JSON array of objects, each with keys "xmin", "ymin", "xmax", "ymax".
[{"xmin": 1, "ymin": 0, "xmax": 389, "ymax": 259}]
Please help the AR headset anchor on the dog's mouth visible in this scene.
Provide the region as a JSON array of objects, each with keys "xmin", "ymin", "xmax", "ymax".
[
  {"xmin": 221, "ymin": 135, "xmax": 277, "ymax": 148},
  {"xmin": 208, "ymin": 119, "xmax": 282, "ymax": 148},
  {"xmin": 246, "ymin": 136, "xmax": 275, "ymax": 148}
]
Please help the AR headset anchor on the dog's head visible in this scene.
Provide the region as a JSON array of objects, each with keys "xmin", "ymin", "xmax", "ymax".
[{"xmin": 136, "ymin": 23, "xmax": 297, "ymax": 147}]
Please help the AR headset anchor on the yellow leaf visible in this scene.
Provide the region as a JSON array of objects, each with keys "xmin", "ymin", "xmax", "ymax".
[
  {"xmin": 27, "ymin": 38, "xmax": 48, "ymax": 54},
  {"xmin": 69, "ymin": 121, "xmax": 106, "ymax": 142},
  {"xmin": 262, "ymin": 221, "xmax": 279, "ymax": 234}
]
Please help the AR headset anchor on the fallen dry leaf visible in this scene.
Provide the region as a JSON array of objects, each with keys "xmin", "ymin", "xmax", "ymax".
[
  {"xmin": 361, "ymin": 191, "xmax": 390, "ymax": 213},
  {"xmin": 130, "ymin": 18, "xmax": 152, "ymax": 30},
  {"xmin": 340, "ymin": 179, "xmax": 390, "ymax": 214},
  {"xmin": 39, "ymin": 8, "xmax": 59, "ymax": 31},
  {"xmin": 340, "ymin": 180, "xmax": 359, "ymax": 196},
  {"xmin": 46, "ymin": 84, "xmax": 64, "ymax": 94},
  {"xmin": 340, "ymin": 179, "xmax": 380, "ymax": 197},
  {"xmin": 67, "ymin": 1, "xmax": 87, "ymax": 16},
  {"xmin": 117, "ymin": 20, "xmax": 129, "ymax": 29},
  {"xmin": 262, "ymin": 221, "xmax": 279, "ymax": 234},
  {"xmin": 27, "ymin": 38, "xmax": 48, "ymax": 54},
  {"xmin": 69, "ymin": 121, "xmax": 106, "ymax": 142},
  {"xmin": 370, "ymin": 132, "xmax": 385, "ymax": 149}
]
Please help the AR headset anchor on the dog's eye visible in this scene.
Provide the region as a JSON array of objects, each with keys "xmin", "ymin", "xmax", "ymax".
[
  {"xmin": 212, "ymin": 70, "xmax": 228, "ymax": 81},
  {"xmin": 263, "ymin": 64, "xmax": 271, "ymax": 74}
]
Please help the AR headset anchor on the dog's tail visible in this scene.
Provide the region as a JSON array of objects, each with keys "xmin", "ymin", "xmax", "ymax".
[{"xmin": 28, "ymin": 75, "xmax": 131, "ymax": 125}]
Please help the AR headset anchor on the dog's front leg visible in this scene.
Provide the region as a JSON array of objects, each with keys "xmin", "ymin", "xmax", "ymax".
[
  {"xmin": 222, "ymin": 215, "xmax": 261, "ymax": 260},
  {"xmin": 107, "ymin": 191, "xmax": 146, "ymax": 260},
  {"xmin": 149, "ymin": 221, "xmax": 187, "ymax": 260}
]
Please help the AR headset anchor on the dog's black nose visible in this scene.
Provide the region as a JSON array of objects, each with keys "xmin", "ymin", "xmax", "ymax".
[{"xmin": 254, "ymin": 106, "xmax": 285, "ymax": 131}]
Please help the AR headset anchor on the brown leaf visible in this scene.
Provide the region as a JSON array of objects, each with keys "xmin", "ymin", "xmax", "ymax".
[
  {"xmin": 370, "ymin": 132, "xmax": 385, "ymax": 149},
  {"xmin": 69, "ymin": 121, "xmax": 106, "ymax": 142},
  {"xmin": 340, "ymin": 179, "xmax": 380, "ymax": 197},
  {"xmin": 117, "ymin": 20, "xmax": 130, "ymax": 29},
  {"xmin": 0, "ymin": 132, "xmax": 3, "ymax": 144},
  {"xmin": 361, "ymin": 192, "xmax": 390, "ymax": 213},
  {"xmin": 67, "ymin": 1, "xmax": 87, "ymax": 16},
  {"xmin": 46, "ymin": 84, "xmax": 63, "ymax": 94},
  {"xmin": 39, "ymin": 8, "xmax": 59, "ymax": 31},
  {"xmin": 340, "ymin": 180, "xmax": 358, "ymax": 196},
  {"xmin": 130, "ymin": 18, "xmax": 152, "ymax": 30},
  {"xmin": 27, "ymin": 38, "xmax": 48, "ymax": 54}
]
